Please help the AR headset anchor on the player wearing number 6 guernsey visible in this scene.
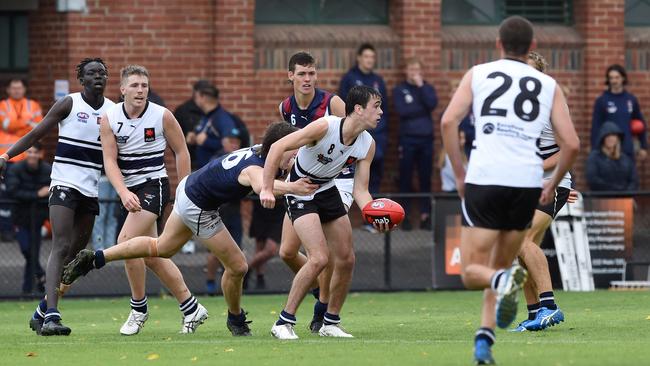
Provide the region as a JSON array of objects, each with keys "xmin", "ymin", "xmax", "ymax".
[
  {"xmin": 261, "ymin": 85, "xmax": 391, "ymax": 340},
  {"xmin": 62, "ymin": 122, "xmax": 318, "ymax": 336},
  {"xmin": 441, "ymin": 16, "xmax": 579, "ymax": 365}
]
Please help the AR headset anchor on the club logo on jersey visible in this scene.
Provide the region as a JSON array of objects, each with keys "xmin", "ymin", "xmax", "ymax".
[
  {"xmin": 607, "ymin": 101, "xmax": 617, "ymax": 114},
  {"xmin": 77, "ymin": 112, "xmax": 89, "ymax": 123},
  {"xmin": 482, "ymin": 123, "xmax": 495, "ymax": 134},
  {"xmin": 144, "ymin": 128, "xmax": 155, "ymax": 142},
  {"xmin": 317, "ymin": 153, "xmax": 333, "ymax": 165},
  {"xmin": 116, "ymin": 136, "xmax": 130, "ymax": 144},
  {"xmin": 345, "ymin": 156, "xmax": 357, "ymax": 166},
  {"xmin": 628, "ymin": 100, "xmax": 633, "ymax": 114}
]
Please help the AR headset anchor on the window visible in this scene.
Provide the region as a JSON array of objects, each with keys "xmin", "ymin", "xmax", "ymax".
[
  {"xmin": 626, "ymin": 0, "xmax": 650, "ymax": 26},
  {"xmin": 255, "ymin": 0, "xmax": 388, "ymax": 25},
  {"xmin": 442, "ymin": 0, "xmax": 573, "ymax": 25},
  {"xmin": 0, "ymin": 13, "xmax": 28, "ymax": 71}
]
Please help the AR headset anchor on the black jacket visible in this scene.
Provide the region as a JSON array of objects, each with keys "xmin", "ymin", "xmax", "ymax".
[
  {"xmin": 586, "ymin": 122, "xmax": 638, "ymax": 191},
  {"xmin": 5, "ymin": 160, "xmax": 51, "ymax": 226}
]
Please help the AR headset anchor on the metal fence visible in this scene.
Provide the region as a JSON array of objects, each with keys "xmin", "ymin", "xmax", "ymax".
[{"xmin": 1, "ymin": 192, "xmax": 650, "ymax": 299}]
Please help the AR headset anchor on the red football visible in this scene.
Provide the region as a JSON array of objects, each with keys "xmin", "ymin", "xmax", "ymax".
[
  {"xmin": 631, "ymin": 119, "xmax": 645, "ymax": 135},
  {"xmin": 361, "ymin": 198, "xmax": 405, "ymax": 230}
]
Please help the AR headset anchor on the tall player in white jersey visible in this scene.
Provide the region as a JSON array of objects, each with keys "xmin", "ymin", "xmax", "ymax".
[
  {"xmin": 261, "ymin": 85, "xmax": 389, "ymax": 340},
  {"xmin": 509, "ymin": 52, "xmax": 574, "ymax": 332},
  {"xmin": 0, "ymin": 58, "xmax": 115, "ymax": 336},
  {"xmin": 100, "ymin": 65, "xmax": 207, "ymax": 335},
  {"xmin": 441, "ymin": 16, "xmax": 579, "ymax": 365}
]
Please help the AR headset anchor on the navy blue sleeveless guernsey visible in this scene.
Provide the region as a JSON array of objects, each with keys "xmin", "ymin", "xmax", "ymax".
[
  {"xmin": 185, "ymin": 146, "xmax": 265, "ymax": 210},
  {"xmin": 280, "ymin": 88, "xmax": 333, "ymax": 129}
]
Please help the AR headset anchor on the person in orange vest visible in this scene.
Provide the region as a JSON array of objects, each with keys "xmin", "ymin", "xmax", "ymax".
[{"xmin": 0, "ymin": 79, "xmax": 43, "ymax": 161}]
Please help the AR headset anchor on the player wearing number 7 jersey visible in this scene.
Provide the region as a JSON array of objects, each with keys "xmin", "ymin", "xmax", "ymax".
[
  {"xmin": 61, "ymin": 122, "xmax": 318, "ymax": 337},
  {"xmin": 441, "ymin": 16, "xmax": 579, "ymax": 365}
]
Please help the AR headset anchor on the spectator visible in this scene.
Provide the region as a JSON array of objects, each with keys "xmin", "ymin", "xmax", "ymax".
[
  {"xmin": 189, "ymin": 83, "xmax": 241, "ymax": 168},
  {"xmin": 89, "ymin": 172, "xmax": 118, "ymax": 250},
  {"xmin": 591, "ymin": 64, "xmax": 647, "ymax": 162},
  {"xmin": 439, "ymin": 130, "xmax": 468, "ymax": 192},
  {"xmin": 393, "ymin": 58, "xmax": 437, "ymax": 230},
  {"xmin": 175, "ymin": 80, "xmax": 212, "ymax": 170},
  {"xmin": 5, "ymin": 143, "xmax": 50, "ymax": 295},
  {"xmin": 339, "ymin": 43, "xmax": 388, "ymax": 193},
  {"xmin": 586, "ymin": 121, "xmax": 638, "ymax": 191},
  {"xmin": 0, "ymin": 79, "xmax": 43, "ymax": 161}
]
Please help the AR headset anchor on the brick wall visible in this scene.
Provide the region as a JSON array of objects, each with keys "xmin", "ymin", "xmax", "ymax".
[{"xmin": 23, "ymin": 0, "xmax": 650, "ymax": 192}]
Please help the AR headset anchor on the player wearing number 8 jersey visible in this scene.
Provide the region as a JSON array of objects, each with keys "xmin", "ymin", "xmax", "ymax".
[
  {"xmin": 441, "ymin": 16, "xmax": 579, "ymax": 365},
  {"xmin": 62, "ymin": 122, "xmax": 318, "ymax": 337}
]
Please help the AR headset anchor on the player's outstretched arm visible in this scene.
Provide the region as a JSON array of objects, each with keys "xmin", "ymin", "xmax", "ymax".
[
  {"xmin": 100, "ymin": 114, "xmax": 141, "ymax": 212},
  {"xmin": 0, "ymin": 96, "xmax": 73, "ymax": 172},
  {"xmin": 352, "ymin": 141, "xmax": 375, "ymax": 209},
  {"xmin": 239, "ymin": 165, "xmax": 318, "ymax": 196},
  {"xmin": 260, "ymin": 118, "xmax": 329, "ymax": 208},
  {"xmin": 163, "ymin": 109, "xmax": 191, "ymax": 180},
  {"xmin": 544, "ymin": 85, "xmax": 580, "ymax": 204},
  {"xmin": 441, "ymin": 69, "xmax": 474, "ymax": 198}
]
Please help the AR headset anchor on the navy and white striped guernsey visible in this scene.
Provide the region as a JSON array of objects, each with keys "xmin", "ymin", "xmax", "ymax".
[
  {"xmin": 50, "ymin": 93, "xmax": 115, "ymax": 197},
  {"xmin": 185, "ymin": 146, "xmax": 266, "ymax": 211},
  {"xmin": 105, "ymin": 101, "xmax": 167, "ymax": 187}
]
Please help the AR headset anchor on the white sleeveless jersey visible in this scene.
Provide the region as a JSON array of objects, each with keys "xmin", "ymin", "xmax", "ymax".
[
  {"xmin": 106, "ymin": 101, "xmax": 167, "ymax": 187},
  {"xmin": 467, "ymin": 58, "xmax": 557, "ymax": 188},
  {"xmin": 538, "ymin": 119, "xmax": 572, "ymax": 189},
  {"xmin": 51, "ymin": 93, "xmax": 115, "ymax": 197},
  {"xmin": 288, "ymin": 116, "xmax": 373, "ymax": 200}
]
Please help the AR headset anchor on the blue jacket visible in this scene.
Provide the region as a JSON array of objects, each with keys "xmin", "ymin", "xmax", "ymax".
[
  {"xmin": 591, "ymin": 90, "xmax": 647, "ymax": 157},
  {"xmin": 339, "ymin": 66, "xmax": 389, "ymax": 139},
  {"xmin": 586, "ymin": 122, "xmax": 638, "ymax": 191},
  {"xmin": 195, "ymin": 105, "xmax": 240, "ymax": 168},
  {"xmin": 393, "ymin": 81, "xmax": 437, "ymax": 137}
]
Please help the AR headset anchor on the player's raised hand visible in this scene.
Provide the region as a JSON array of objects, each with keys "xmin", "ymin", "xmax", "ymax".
[
  {"xmin": 260, "ymin": 189, "xmax": 276, "ymax": 209},
  {"xmin": 119, "ymin": 190, "xmax": 141, "ymax": 212},
  {"xmin": 539, "ymin": 180, "xmax": 555, "ymax": 205},
  {"xmin": 291, "ymin": 178, "xmax": 318, "ymax": 196}
]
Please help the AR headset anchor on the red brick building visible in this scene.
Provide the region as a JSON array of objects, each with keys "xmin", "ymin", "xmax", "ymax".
[{"xmin": 2, "ymin": 0, "xmax": 650, "ymax": 192}]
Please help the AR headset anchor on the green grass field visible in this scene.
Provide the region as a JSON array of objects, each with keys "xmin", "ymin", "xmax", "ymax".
[{"xmin": 1, "ymin": 291, "xmax": 648, "ymax": 365}]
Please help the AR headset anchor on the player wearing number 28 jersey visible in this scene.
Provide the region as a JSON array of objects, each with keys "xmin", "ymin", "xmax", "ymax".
[{"xmin": 441, "ymin": 16, "xmax": 579, "ymax": 365}]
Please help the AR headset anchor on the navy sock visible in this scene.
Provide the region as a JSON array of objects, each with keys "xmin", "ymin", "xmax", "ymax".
[
  {"xmin": 539, "ymin": 291, "xmax": 557, "ymax": 310},
  {"xmin": 179, "ymin": 296, "xmax": 198, "ymax": 316},
  {"xmin": 276, "ymin": 310, "xmax": 296, "ymax": 326},
  {"xmin": 33, "ymin": 298, "xmax": 47, "ymax": 320},
  {"xmin": 94, "ymin": 250, "xmax": 106, "ymax": 269},
  {"xmin": 490, "ymin": 270, "xmax": 505, "ymax": 291},
  {"xmin": 527, "ymin": 302, "xmax": 540, "ymax": 321},
  {"xmin": 130, "ymin": 296, "xmax": 148, "ymax": 313},
  {"xmin": 323, "ymin": 312, "xmax": 340, "ymax": 326},
  {"xmin": 313, "ymin": 300, "xmax": 328, "ymax": 320},
  {"xmin": 44, "ymin": 308, "xmax": 61, "ymax": 324},
  {"xmin": 228, "ymin": 310, "xmax": 246, "ymax": 326},
  {"xmin": 474, "ymin": 327, "xmax": 495, "ymax": 346},
  {"xmin": 311, "ymin": 287, "xmax": 320, "ymax": 300}
]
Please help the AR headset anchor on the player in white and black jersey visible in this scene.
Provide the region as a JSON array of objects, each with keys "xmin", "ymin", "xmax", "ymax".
[
  {"xmin": 100, "ymin": 65, "xmax": 207, "ymax": 335},
  {"xmin": 0, "ymin": 58, "xmax": 114, "ymax": 336},
  {"xmin": 441, "ymin": 17, "xmax": 579, "ymax": 364},
  {"xmin": 261, "ymin": 85, "xmax": 390, "ymax": 340},
  {"xmin": 509, "ymin": 52, "xmax": 574, "ymax": 332}
]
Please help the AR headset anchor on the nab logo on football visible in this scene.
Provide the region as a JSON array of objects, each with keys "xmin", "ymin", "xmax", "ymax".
[
  {"xmin": 483, "ymin": 123, "xmax": 495, "ymax": 134},
  {"xmin": 144, "ymin": 128, "xmax": 155, "ymax": 142}
]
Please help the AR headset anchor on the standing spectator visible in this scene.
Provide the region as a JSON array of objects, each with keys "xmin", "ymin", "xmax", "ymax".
[
  {"xmin": 189, "ymin": 83, "xmax": 241, "ymax": 168},
  {"xmin": 0, "ymin": 79, "xmax": 43, "ymax": 161},
  {"xmin": 591, "ymin": 64, "xmax": 647, "ymax": 162},
  {"xmin": 5, "ymin": 143, "xmax": 50, "ymax": 295},
  {"xmin": 393, "ymin": 58, "xmax": 437, "ymax": 230},
  {"xmin": 339, "ymin": 43, "xmax": 388, "ymax": 193},
  {"xmin": 89, "ymin": 173, "xmax": 118, "ymax": 250},
  {"xmin": 175, "ymin": 80, "xmax": 212, "ymax": 170},
  {"xmin": 586, "ymin": 121, "xmax": 638, "ymax": 191}
]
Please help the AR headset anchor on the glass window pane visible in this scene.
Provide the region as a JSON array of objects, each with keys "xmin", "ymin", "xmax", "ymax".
[
  {"xmin": 255, "ymin": 0, "xmax": 387, "ymax": 24},
  {"xmin": 0, "ymin": 16, "xmax": 9, "ymax": 69},
  {"xmin": 442, "ymin": 0, "xmax": 499, "ymax": 25},
  {"xmin": 255, "ymin": 0, "xmax": 313, "ymax": 24},
  {"xmin": 13, "ymin": 15, "xmax": 28, "ymax": 69},
  {"xmin": 626, "ymin": 0, "xmax": 650, "ymax": 25}
]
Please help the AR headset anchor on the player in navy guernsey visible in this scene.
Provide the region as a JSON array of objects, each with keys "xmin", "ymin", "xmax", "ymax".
[
  {"xmin": 0, "ymin": 58, "xmax": 114, "ymax": 336},
  {"xmin": 62, "ymin": 122, "xmax": 317, "ymax": 337},
  {"xmin": 277, "ymin": 52, "xmax": 347, "ymax": 333}
]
